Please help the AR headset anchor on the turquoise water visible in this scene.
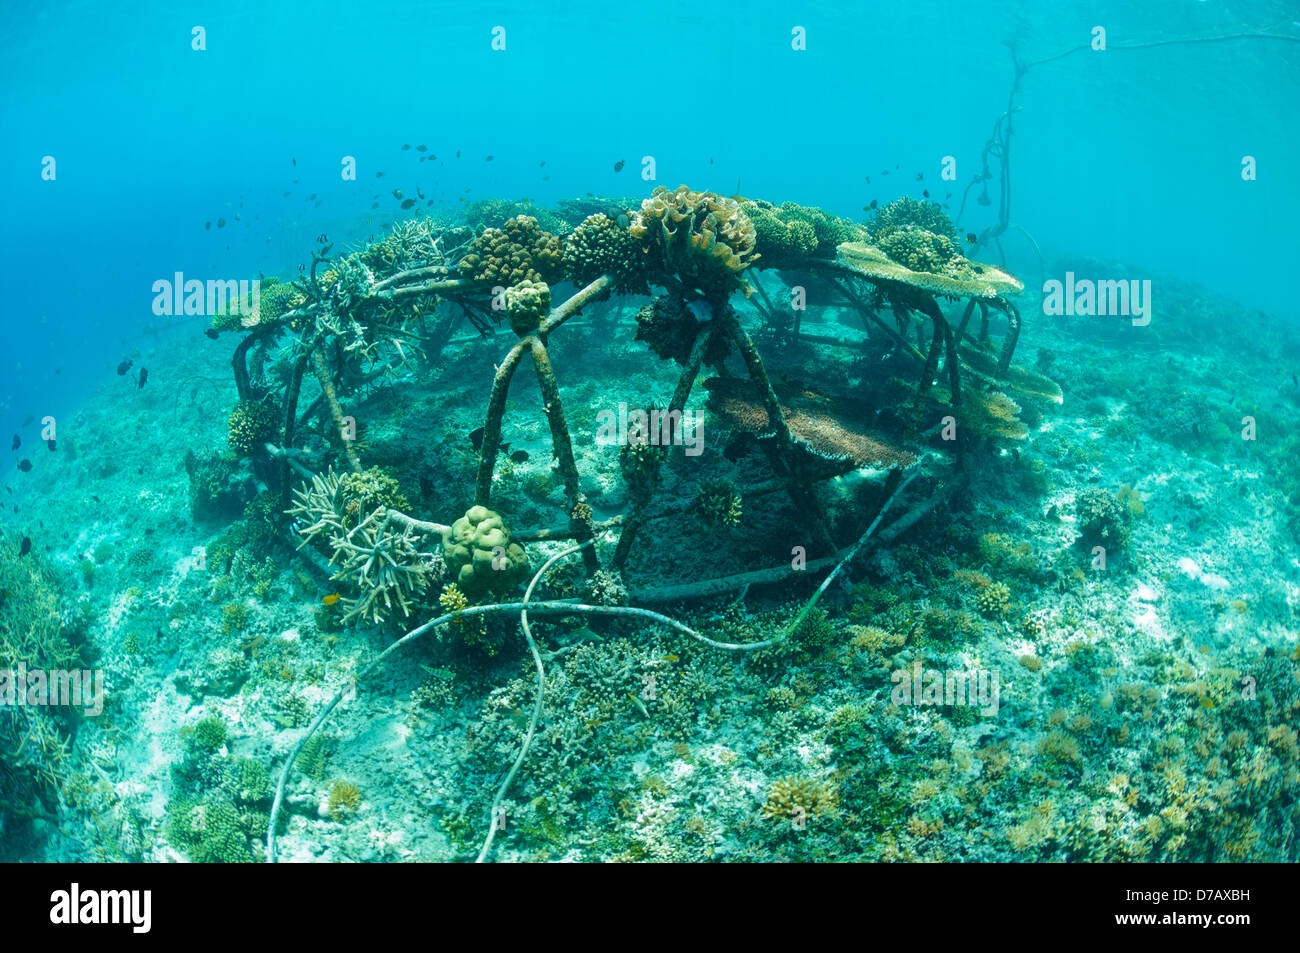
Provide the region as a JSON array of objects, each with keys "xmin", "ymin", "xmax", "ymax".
[{"xmin": 1, "ymin": 1, "xmax": 1298, "ymax": 863}]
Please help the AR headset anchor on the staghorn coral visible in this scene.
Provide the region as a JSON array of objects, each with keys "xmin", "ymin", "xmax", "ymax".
[
  {"xmin": 563, "ymin": 213, "xmax": 648, "ymax": 293},
  {"xmin": 360, "ymin": 217, "xmax": 463, "ymax": 277},
  {"xmin": 629, "ymin": 185, "xmax": 758, "ymax": 297},
  {"xmin": 440, "ymin": 505, "xmax": 530, "ymax": 600},
  {"xmin": 504, "ymin": 279, "xmax": 551, "ymax": 336},
  {"xmin": 457, "ymin": 215, "xmax": 564, "ymax": 287},
  {"xmin": 288, "ymin": 468, "xmax": 441, "ymax": 625}
]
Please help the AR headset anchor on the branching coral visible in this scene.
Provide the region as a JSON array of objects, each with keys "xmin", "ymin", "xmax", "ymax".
[
  {"xmin": 761, "ymin": 776, "xmax": 838, "ymax": 822},
  {"xmin": 288, "ymin": 468, "xmax": 442, "ymax": 625},
  {"xmin": 629, "ymin": 185, "xmax": 758, "ymax": 297},
  {"xmin": 694, "ymin": 479, "xmax": 744, "ymax": 528}
]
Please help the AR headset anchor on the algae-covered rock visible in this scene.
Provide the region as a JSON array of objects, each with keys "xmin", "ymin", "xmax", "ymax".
[{"xmin": 440, "ymin": 506, "xmax": 530, "ymax": 598}]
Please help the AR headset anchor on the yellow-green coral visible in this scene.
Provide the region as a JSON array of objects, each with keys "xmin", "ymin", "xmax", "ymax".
[
  {"xmin": 761, "ymin": 776, "xmax": 838, "ymax": 822},
  {"xmin": 328, "ymin": 780, "xmax": 362, "ymax": 820},
  {"xmin": 694, "ymin": 478, "xmax": 743, "ymax": 528},
  {"xmin": 563, "ymin": 213, "xmax": 647, "ymax": 292},
  {"xmin": 741, "ymin": 199, "xmax": 852, "ymax": 269},
  {"xmin": 629, "ymin": 185, "xmax": 759, "ymax": 297},
  {"xmin": 440, "ymin": 506, "xmax": 530, "ymax": 599},
  {"xmin": 227, "ymin": 399, "xmax": 280, "ymax": 457},
  {"xmin": 504, "ymin": 279, "xmax": 551, "ymax": 335},
  {"xmin": 458, "ymin": 215, "xmax": 564, "ymax": 286},
  {"xmin": 975, "ymin": 581, "xmax": 1013, "ymax": 617}
]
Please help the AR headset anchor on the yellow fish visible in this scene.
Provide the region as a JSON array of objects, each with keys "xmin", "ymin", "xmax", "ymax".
[{"xmin": 322, "ymin": 593, "xmax": 341, "ymax": 606}]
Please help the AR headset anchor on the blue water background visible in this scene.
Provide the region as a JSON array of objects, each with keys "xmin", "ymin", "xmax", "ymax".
[{"xmin": 1, "ymin": 0, "xmax": 1297, "ymax": 441}]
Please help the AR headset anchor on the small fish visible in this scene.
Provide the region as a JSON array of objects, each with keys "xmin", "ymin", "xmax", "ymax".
[
  {"xmin": 426, "ymin": 199, "xmax": 434, "ymax": 206},
  {"xmin": 372, "ymin": 202, "xmax": 380, "ymax": 210},
  {"xmin": 662, "ymin": 654, "xmax": 679, "ymax": 663},
  {"xmin": 1192, "ymin": 423, "xmax": 1201, "ymax": 438},
  {"xmin": 868, "ymin": 199, "xmax": 878, "ymax": 210},
  {"xmin": 19, "ymin": 537, "xmax": 31, "ymax": 557},
  {"xmin": 217, "ymin": 218, "xmax": 226, "ymax": 228},
  {"xmin": 456, "ymin": 150, "xmax": 461, "ymax": 158},
  {"xmin": 965, "ymin": 233, "xmax": 977, "ymax": 244},
  {"xmin": 916, "ymin": 172, "xmax": 924, "ymax": 181},
  {"xmin": 392, "ymin": 189, "xmax": 402, "ymax": 199},
  {"xmin": 308, "ymin": 193, "xmax": 317, "ymax": 200},
  {"xmin": 283, "ymin": 191, "xmax": 291, "ymax": 197},
  {"xmin": 613, "ymin": 160, "xmax": 625, "ymax": 172},
  {"xmin": 945, "ymin": 192, "xmax": 952, "ymax": 200},
  {"xmin": 416, "ymin": 145, "xmax": 428, "ymax": 152},
  {"xmin": 45, "ymin": 438, "xmax": 55, "ymax": 451},
  {"xmin": 322, "ymin": 593, "xmax": 341, "ymax": 606},
  {"xmin": 469, "ymin": 427, "xmax": 487, "ymax": 452},
  {"xmin": 10, "ymin": 435, "xmax": 18, "ymax": 450},
  {"xmin": 922, "ymin": 189, "xmax": 929, "ymax": 198},
  {"xmin": 509, "ymin": 449, "xmax": 529, "ymax": 464},
  {"xmin": 864, "ymin": 175, "xmax": 871, "ymax": 184},
  {"xmin": 204, "ymin": 221, "xmax": 211, "ymax": 230},
  {"xmin": 709, "ymin": 157, "xmax": 714, "ymax": 165},
  {"xmin": 376, "ymin": 171, "xmax": 384, "ymax": 178},
  {"xmin": 21, "ymin": 416, "xmax": 33, "ymax": 427},
  {"xmin": 117, "ymin": 359, "xmax": 133, "ymax": 375},
  {"xmin": 416, "ymin": 186, "xmax": 424, "ymax": 199},
  {"xmin": 138, "ymin": 368, "xmax": 148, "ymax": 388},
  {"xmin": 881, "ymin": 169, "xmax": 889, "ymax": 176},
  {"xmin": 626, "ymin": 693, "xmax": 650, "ymax": 718},
  {"xmin": 17, "ymin": 459, "xmax": 32, "ymax": 472},
  {"xmin": 292, "ymin": 157, "xmax": 296, "ymax": 166},
  {"xmin": 401, "ymin": 143, "xmax": 411, "ymax": 150},
  {"xmin": 401, "ymin": 199, "xmax": 415, "ymax": 209},
  {"xmin": 485, "ymin": 155, "xmax": 494, "ymax": 161},
  {"xmin": 539, "ymin": 160, "xmax": 545, "ymax": 167}
]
